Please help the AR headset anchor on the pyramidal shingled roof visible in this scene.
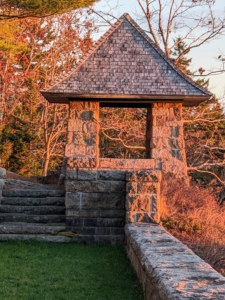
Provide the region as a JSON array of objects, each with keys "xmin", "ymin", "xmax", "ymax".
[{"xmin": 41, "ymin": 13, "xmax": 211, "ymax": 106}]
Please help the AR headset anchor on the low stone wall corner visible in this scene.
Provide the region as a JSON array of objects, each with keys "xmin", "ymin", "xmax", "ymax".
[
  {"xmin": 125, "ymin": 223, "xmax": 225, "ymax": 300},
  {"xmin": 126, "ymin": 170, "xmax": 161, "ymax": 224}
]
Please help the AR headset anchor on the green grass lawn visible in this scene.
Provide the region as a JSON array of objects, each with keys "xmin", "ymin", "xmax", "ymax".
[{"xmin": 0, "ymin": 241, "xmax": 144, "ymax": 300}]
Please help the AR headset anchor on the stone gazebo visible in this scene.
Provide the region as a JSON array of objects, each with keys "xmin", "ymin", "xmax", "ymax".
[{"xmin": 41, "ymin": 14, "xmax": 211, "ymax": 243}]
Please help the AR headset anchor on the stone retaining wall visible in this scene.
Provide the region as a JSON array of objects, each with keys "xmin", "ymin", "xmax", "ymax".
[
  {"xmin": 126, "ymin": 223, "xmax": 225, "ymax": 300},
  {"xmin": 65, "ymin": 169, "xmax": 161, "ymax": 244},
  {"xmin": 65, "ymin": 168, "xmax": 127, "ymax": 244}
]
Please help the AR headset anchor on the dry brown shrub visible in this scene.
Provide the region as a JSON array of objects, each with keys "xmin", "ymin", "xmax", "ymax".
[{"xmin": 161, "ymin": 174, "xmax": 225, "ymax": 276}]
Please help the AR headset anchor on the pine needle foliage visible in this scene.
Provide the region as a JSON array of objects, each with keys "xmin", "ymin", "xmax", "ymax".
[{"xmin": 0, "ymin": 0, "xmax": 99, "ymax": 20}]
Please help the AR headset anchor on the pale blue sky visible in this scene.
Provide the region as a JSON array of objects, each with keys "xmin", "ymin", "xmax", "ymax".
[{"xmin": 94, "ymin": 0, "xmax": 225, "ymax": 100}]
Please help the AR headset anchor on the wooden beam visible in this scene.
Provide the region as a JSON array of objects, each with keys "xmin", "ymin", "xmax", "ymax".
[{"xmin": 41, "ymin": 92, "xmax": 210, "ymax": 107}]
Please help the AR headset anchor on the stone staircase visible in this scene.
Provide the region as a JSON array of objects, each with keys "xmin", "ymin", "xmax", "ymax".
[{"xmin": 0, "ymin": 188, "xmax": 72, "ymax": 242}]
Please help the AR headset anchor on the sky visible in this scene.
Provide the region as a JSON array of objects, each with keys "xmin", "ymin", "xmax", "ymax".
[{"xmin": 94, "ymin": 0, "xmax": 225, "ymax": 101}]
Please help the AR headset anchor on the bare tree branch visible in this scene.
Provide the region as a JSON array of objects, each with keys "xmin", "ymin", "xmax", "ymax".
[
  {"xmin": 135, "ymin": 0, "xmax": 225, "ymax": 64},
  {"xmin": 188, "ymin": 167, "xmax": 225, "ymax": 186},
  {"xmin": 184, "ymin": 119, "xmax": 225, "ymax": 124},
  {"xmin": 101, "ymin": 130, "xmax": 146, "ymax": 150}
]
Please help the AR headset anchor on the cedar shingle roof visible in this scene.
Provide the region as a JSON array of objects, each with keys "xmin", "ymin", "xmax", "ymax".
[{"xmin": 41, "ymin": 14, "xmax": 211, "ymax": 106}]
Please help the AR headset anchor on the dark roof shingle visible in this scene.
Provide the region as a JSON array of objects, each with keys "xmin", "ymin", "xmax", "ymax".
[{"xmin": 41, "ymin": 14, "xmax": 211, "ymax": 105}]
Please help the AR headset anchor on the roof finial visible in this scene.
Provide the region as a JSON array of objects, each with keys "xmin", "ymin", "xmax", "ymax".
[{"xmin": 123, "ymin": 13, "xmax": 131, "ymax": 21}]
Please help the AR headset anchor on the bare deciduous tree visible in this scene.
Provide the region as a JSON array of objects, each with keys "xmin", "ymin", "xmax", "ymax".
[
  {"xmin": 136, "ymin": 0, "xmax": 225, "ymax": 68},
  {"xmin": 0, "ymin": 11, "xmax": 96, "ymax": 176}
]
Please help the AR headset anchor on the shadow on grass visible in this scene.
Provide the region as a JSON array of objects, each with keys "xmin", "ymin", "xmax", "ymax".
[{"xmin": 0, "ymin": 240, "xmax": 144, "ymax": 300}]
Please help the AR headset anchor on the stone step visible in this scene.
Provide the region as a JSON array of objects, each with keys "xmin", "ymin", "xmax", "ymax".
[
  {"xmin": 0, "ymin": 213, "xmax": 66, "ymax": 224},
  {"xmin": 2, "ymin": 189, "xmax": 65, "ymax": 198},
  {"xmin": 0, "ymin": 205, "xmax": 65, "ymax": 215},
  {"xmin": 1, "ymin": 197, "xmax": 65, "ymax": 206},
  {"xmin": 0, "ymin": 223, "xmax": 66, "ymax": 234},
  {"xmin": 0, "ymin": 234, "xmax": 72, "ymax": 243},
  {"xmin": 0, "ymin": 233, "xmax": 124, "ymax": 244}
]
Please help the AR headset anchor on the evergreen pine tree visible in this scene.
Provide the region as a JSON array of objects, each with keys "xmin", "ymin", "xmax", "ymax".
[{"xmin": 0, "ymin": 0, "xmax": 99, "ymax": 20}]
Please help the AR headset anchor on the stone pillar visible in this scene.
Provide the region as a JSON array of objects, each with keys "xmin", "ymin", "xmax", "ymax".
[
  {"xmin": 126, "ymin": 170, "xmax": 161, "ymax": 224},
  {"xmin": 148, "ymin": 103, "xmax": 187, "ymax": 177},
  {"xmin": 65, "ymin": 101, "xmax": 99, "ymax": 169}
]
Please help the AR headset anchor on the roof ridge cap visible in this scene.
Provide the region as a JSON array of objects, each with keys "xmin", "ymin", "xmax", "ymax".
[
  {"xmin": 122, "ymin": 13, "xmax": 131, "ymax": 21},
  {"xmin": 41, "ymin": 17, "xmax": 124, "ymax": 92},
  {"xmin": 123, "ymin": 14, "xmax": 212, "ymax": 96}
]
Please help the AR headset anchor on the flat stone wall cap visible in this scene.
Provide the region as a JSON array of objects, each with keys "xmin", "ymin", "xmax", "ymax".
[
  {"xmin": 126, "ymin": 170, "xmax": 162, "ymax": 182},
  {"xmin": 67, "ymin": 156, "xmax": 97, "ymax": 169},
  {"xmin": 0, "ymin": 168, "xmax": 6, "ymax": 179},
  {"xmin": 99, "ymin": 159, "xmax": 155, "ymax": 170}
]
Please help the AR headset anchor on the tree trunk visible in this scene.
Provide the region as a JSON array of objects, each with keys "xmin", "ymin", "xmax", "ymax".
[{"xmin": 42, "ymin": 157, "xmax": 50, "ymax": 176}]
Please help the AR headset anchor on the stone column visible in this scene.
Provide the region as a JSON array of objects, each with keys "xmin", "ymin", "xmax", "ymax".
[
  {"xmin": 126, "ymin": 170, "xmax": 161, "ymax": 224},
  {"xmin": 65, "ymin": 102, "xmax": 99, "ymax": 169},
  {"xmin": 148, "ymin": 103, "xmax": 187, "ymax": 177}
]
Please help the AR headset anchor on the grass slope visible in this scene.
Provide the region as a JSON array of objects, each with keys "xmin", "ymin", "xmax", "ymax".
[{"xmin": 0, "ymin": 241, "xmax": 144, "ymax": 300}]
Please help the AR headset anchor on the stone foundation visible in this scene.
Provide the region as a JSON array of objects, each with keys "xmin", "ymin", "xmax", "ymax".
[{"xmin": 65, "ymin": 169, "xmax": 127, "ymax": 244}]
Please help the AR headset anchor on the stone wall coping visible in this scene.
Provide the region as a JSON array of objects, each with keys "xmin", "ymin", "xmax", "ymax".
[
  {"xmin": 125, "ymin": 223, "xmax": 225, "ymax": 300},
  {"xmin": 126, "ymin": 170, "xmax": 162, "ymax": 182},
  {"xmin": 66, "ymin": 157, "xmax": 157, "ymax": 171},
  {"xmin": 99, "ymin": 158, "xmax": 156, "ymax": 170}
]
